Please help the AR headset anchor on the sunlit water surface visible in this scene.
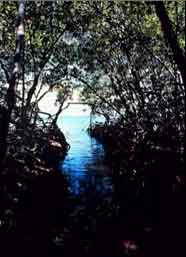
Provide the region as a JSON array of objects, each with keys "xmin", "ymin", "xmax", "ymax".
[{"xmin": 58, "ymin": 116, "xmax": 112, "ymax": 195}]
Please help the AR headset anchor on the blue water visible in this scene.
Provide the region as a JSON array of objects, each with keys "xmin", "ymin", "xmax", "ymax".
[{"xmin": 58, "ymin": 116, "xmax": 112, "ymax": 195}]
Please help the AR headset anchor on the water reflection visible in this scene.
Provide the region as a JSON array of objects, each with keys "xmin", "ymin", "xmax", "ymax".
[{"xmin": 58, "ymin": 116, "xmax": 112, "ymax": 195}]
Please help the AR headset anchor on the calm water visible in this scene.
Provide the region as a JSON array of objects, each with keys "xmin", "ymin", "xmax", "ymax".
[{"xmin": 58, "ymin": 116, "xmax": 112, "ymax": 195}]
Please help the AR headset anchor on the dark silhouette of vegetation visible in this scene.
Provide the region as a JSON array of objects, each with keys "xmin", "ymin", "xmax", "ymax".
[
  {"xmin": 0, "ymin": 1, "xmax": 185, "ymax": 257},
  {"xmin": 0, "ymin": 1, "xmax": 25, "ymax": 169}
]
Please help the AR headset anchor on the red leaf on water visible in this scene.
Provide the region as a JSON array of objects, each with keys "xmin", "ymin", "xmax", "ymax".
[{"xmin": 121, "ymin": 240, "xmax": 138, "ymax": 251}]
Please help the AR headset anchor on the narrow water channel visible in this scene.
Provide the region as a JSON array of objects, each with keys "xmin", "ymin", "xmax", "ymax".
[{"xmin": 58, "ymin": 116, "xmax": 112, "ymax": 196}]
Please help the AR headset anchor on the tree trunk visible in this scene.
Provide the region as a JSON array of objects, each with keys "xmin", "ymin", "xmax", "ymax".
[
  {"xmin": 52, "ymin": 105, "xmax": 63, "ymax": 126},
  {"xmin": 0, "ymin": 0, "xmax": 25, "ymax": 171},
  {"xmin": 154, "ymin": 1, "xmax": 185, "ymax": 85},
  {"xmin": 154, "ymin": 1, "xmax": 186, "ymax": 167}
]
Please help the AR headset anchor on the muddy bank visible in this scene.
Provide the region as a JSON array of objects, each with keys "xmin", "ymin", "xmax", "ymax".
[
  {"xmin": 89, "ymin": 122, "xmax": 184, "ymax": 173},
  {"xmin": 0, "ymin": 124, "xmax": 70, "ymax": 257}
]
